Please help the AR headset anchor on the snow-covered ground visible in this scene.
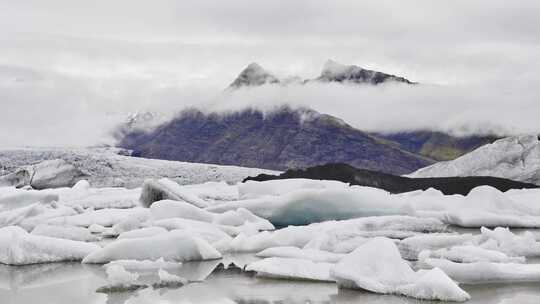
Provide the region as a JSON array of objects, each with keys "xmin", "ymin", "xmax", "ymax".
[
  {"xmin": 409, "ymin": 135, "xmax": 540, "ymax": 185},
  {"xmin": 3, "ymin": 169, "xmax": 540, "ymax": 302}
]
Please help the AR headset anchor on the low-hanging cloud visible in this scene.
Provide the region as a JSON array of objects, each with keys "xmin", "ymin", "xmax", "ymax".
[{"xmin": 1, "ymin": 0, "xmax": 540, "ymax": 148}]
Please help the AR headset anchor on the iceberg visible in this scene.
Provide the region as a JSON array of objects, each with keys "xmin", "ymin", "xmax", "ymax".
[
  {"xmin": 31, "ymin": 224, "xmax": 97, "ymax": 242},
  {"xmin": 0, "ymin": 226, "xmax": 99, "ymax": 265},
  {"xmin": 424, "ymin": 258, "xmax": 540, "ymax": 284},
  {"xmin": 117, "ymin": 227, "xmax": 168, "ymax": 239},
  {"xmin": 256, "ymin": 246, "xmax": 344, "ymax": 263},
  {"xmin": 82, "ymin": 230, "xmax": 222, "ymax": 264},
  {"xmin": 246, "ymin": 257, "xmax": 334, "ymax": 282},
  {"xmin": 419, "ymin": 245, "xmax": 525, "ymax": 263},
  {"xmin": 104, "ymin": 258, "xmax": 182, "ymax": 272},
  {"xmin": 330, "ymin": 238, "xmax": 470, "ymax": 302},
  {"xmin": 140, "ymin": 178, "xmax": 209, "ymax": 208}
]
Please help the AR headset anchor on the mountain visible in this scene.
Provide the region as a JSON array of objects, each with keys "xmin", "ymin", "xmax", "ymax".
[
  {"xmin": 375, "ymin": 131, "xmax": 500, "ymax": 161},
  {"xmin": 244, "ymin": 163, "xmax": 538, "ymax": 195},
  {"xmin": 227, "ymin": 60, "xmax": 415, "ymax": 89},
  {"xmin": 117, "ymin": 107, "xmax": 433, "ymax": 175},
  {"xmin": 408, "ymin": 135, "xmax": 540, "ymax": 185},
  {"xmin": 315, "ymin": 60, "xmax": 415, "ymax": 85},
  {"xmin": 228, "ymin": 63, "xmax": 280, "ymax": 88}
]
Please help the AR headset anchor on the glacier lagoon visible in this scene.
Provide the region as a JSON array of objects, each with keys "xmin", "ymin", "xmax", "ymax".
[{"xmin": 2, "ymin": 253, "xmax": 540, "ymax": 304}]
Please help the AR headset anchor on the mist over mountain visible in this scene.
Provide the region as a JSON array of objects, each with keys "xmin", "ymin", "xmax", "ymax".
[
  {"xmin": 227, "ymin": 60, "xmax": 415, "ymax": 89},
  {"xmin": 117, "ymin": 106, "xmax": 433, "ymax": 175}
]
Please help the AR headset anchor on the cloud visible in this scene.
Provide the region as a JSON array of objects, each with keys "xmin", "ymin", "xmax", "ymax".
[{"xmin": 0, "ymin": 0, "xmax": 539, "ymax": 147}]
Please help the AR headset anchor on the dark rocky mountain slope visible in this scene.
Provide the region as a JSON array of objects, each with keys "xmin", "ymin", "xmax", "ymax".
[
  {"xmin": 375, "ymin": 131, "xmax": 500, "ymax": 161},
  {"xmin": 244, "ymin": 163, "xmax": 538, "ymax": 195},
  {"xmin": 117, "ymin": 107, "xmax": 432, "ymax": 175}
]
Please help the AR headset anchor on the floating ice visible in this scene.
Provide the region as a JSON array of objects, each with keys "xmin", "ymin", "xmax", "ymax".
[
  {"xmin": 246, "ymin": 257, "xmax": 334, "ymax": 282},
  {"xmin": 31, "ymin": 224, "xmax": 97, "ymax": 242},
  {"xmin": 424, "ymin": 258, "xmax": 540, "ymax": 284},
  {"xmin": 82, "ymin": 230, "xmax": 222, "ymax": 264},
  {"xmin": 0, "ymin": 226, "xmax": 99, "ymax": 265},
  {"xmin": 256, "ymin": 246, "xmax": 344, "ymax": 263},
  {"xmin": 330, "ymin": 238, "xmax": 470, "ymax": 302},
  {"xmin": 140, "ymin": 178, "xmax": 209, "ymax": 208}
]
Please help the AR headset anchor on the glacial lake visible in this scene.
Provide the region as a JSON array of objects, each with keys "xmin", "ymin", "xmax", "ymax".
[{"xmin": 2, "ymin": 253, "xmax": 540, "ymax": 304}]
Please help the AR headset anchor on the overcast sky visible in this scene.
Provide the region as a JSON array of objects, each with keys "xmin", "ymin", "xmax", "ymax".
[{"xmin": 1, "ymin": 0, "xmax": 539, "ymax": 147}]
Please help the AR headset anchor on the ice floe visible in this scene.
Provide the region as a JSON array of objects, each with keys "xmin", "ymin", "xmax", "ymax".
[
  {"xmin": 330, "ymin": 238, "xmax": 470, "ymax": 302},
  {"xmin": 423, "ymin": 258, "xmax": 540, "ymax": 284},
  {"xmin": 246, "ymin": 257, "xmax": 334, "ymax": 281},
  {"xmin": 0, "ymin": 226, "xmax": 99, "ymax": 265},
  {"xmin": 82, "ymin": 230, "xmax": 222, "ymax": 264}
]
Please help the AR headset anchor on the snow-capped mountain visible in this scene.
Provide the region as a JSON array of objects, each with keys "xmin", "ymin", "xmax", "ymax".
[
  {"xmin": 408, "ymin": 135, "xmax": 540, "ymax": 185},
  {"xmin": 117, "ymin": 106, "xmax": 433, "ymax": 175},
  {"xmin": 315, "ymin": 59, "xmax": 415, "ymax": 85},
  {"xmin": 228, "ymin": 62, "xmax": 280, "ymax": 88},
  {"xmin": 227, "ymin": 60, "xmax": 415, "ymax": 89}
]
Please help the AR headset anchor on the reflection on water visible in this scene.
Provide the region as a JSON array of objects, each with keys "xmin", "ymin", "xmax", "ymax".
[{"xmin": 1, "ymin": 254, "xmax": 540, "ymax": 304}]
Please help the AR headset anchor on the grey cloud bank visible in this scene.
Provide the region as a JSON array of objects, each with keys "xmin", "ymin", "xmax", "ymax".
[{"xmin": 0, "ymin": 0, "xmax": 539, "ymax": 147}]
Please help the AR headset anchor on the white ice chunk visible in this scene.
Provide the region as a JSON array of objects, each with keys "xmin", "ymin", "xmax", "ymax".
[
  {"xmin": 105, "ymin": 258, "xmax": 182, "ymax": 272},
  {"xmin": 246, "ymin": 257, "xmax": 334, "ymax": 282},
  {"xmin": 331, "ymin": 238, "xmax": 470, "ymax": 302},
  {"xmin": 118, "ymin": 227, "xmax": 168, "ymax": 239},
  {"xmin": 46, "ymin": 207, "xmax": 149, "ymax": 227},
  {"xmin": 479, "ymin": 227, "xmax": 540, "ymax": 257},
  {"xmin": 424, "ymin": 258, "xmax": 540, "ymax": 284},
  {"xmin": 398, "ymin": 233, "xmax": 474, "ymax": 260},
  {"xmin": 418, "ymin": 245, "xmax": 526, "ymax": 263},
  {"xmin": 31, "ymin": 224, "xmax": 97, "ymax": 242},
  {"xmin": 256, "ymin": 246, "xmax": 344, "ymax": 263},
  {"xmin": 238, "ymin": 179, "xmax": 348, "ymax": 199},
  {"xmin": 140, "ymin": 178, "xmax": 208, "ymax": 208},
  {"xmin": 0, "ymin": 226, "xmax": 99, "ymax": 265},
  {"xmin": 82, "ymin": 230, "xmax": 222, "ymax": 264},
  {"xmin": 106, "ymin": 264, "xmax": 139, "ymax": 286}
]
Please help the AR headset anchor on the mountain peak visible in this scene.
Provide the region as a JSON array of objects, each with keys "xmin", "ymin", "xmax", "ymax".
[
  {"xmin": 228, "ymin": 62, "xmax": 280, "ymax": 88},
  {"xmin": 318, "ymin": 59, "xmax": 415, "ymax": 85}
]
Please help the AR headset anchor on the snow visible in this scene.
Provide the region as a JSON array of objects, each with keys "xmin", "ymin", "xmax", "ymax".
[
  {"xmin": 330, "ymin": 238, "xmax": 470, "ymax": 302},
  {"xmin": 82, "ymin": 230, "xmax": 222, "ymax": 264},
  {"xmin": 408, "ymin": 135, "xmax": 540, "ymax": 185},
  {"xmin": 256, "ymin": 246, "xmax": 344, "ymax": 263},
  {"xmin": 31, "ymin": 224, "xmax": 97, "ymax": 242},
  {"xmin": 0, "ymin": 147, "xmax": 277, "ymax": 188},
  {"xmin": 423, "ymin": 258, "xmax": 540, "ymax": 284},
  {"xmin": 0, "ymin": 226, "xmax": 100, "ymax": 265},
  {"xmin": 246, "ymin": 257, "xmax": 334, "ymax": 282}
]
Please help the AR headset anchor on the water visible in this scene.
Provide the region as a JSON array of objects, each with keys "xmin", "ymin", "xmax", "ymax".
[{"xmin": 2, "ymin": 255, "xmax": 540, "ymax": 304}]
